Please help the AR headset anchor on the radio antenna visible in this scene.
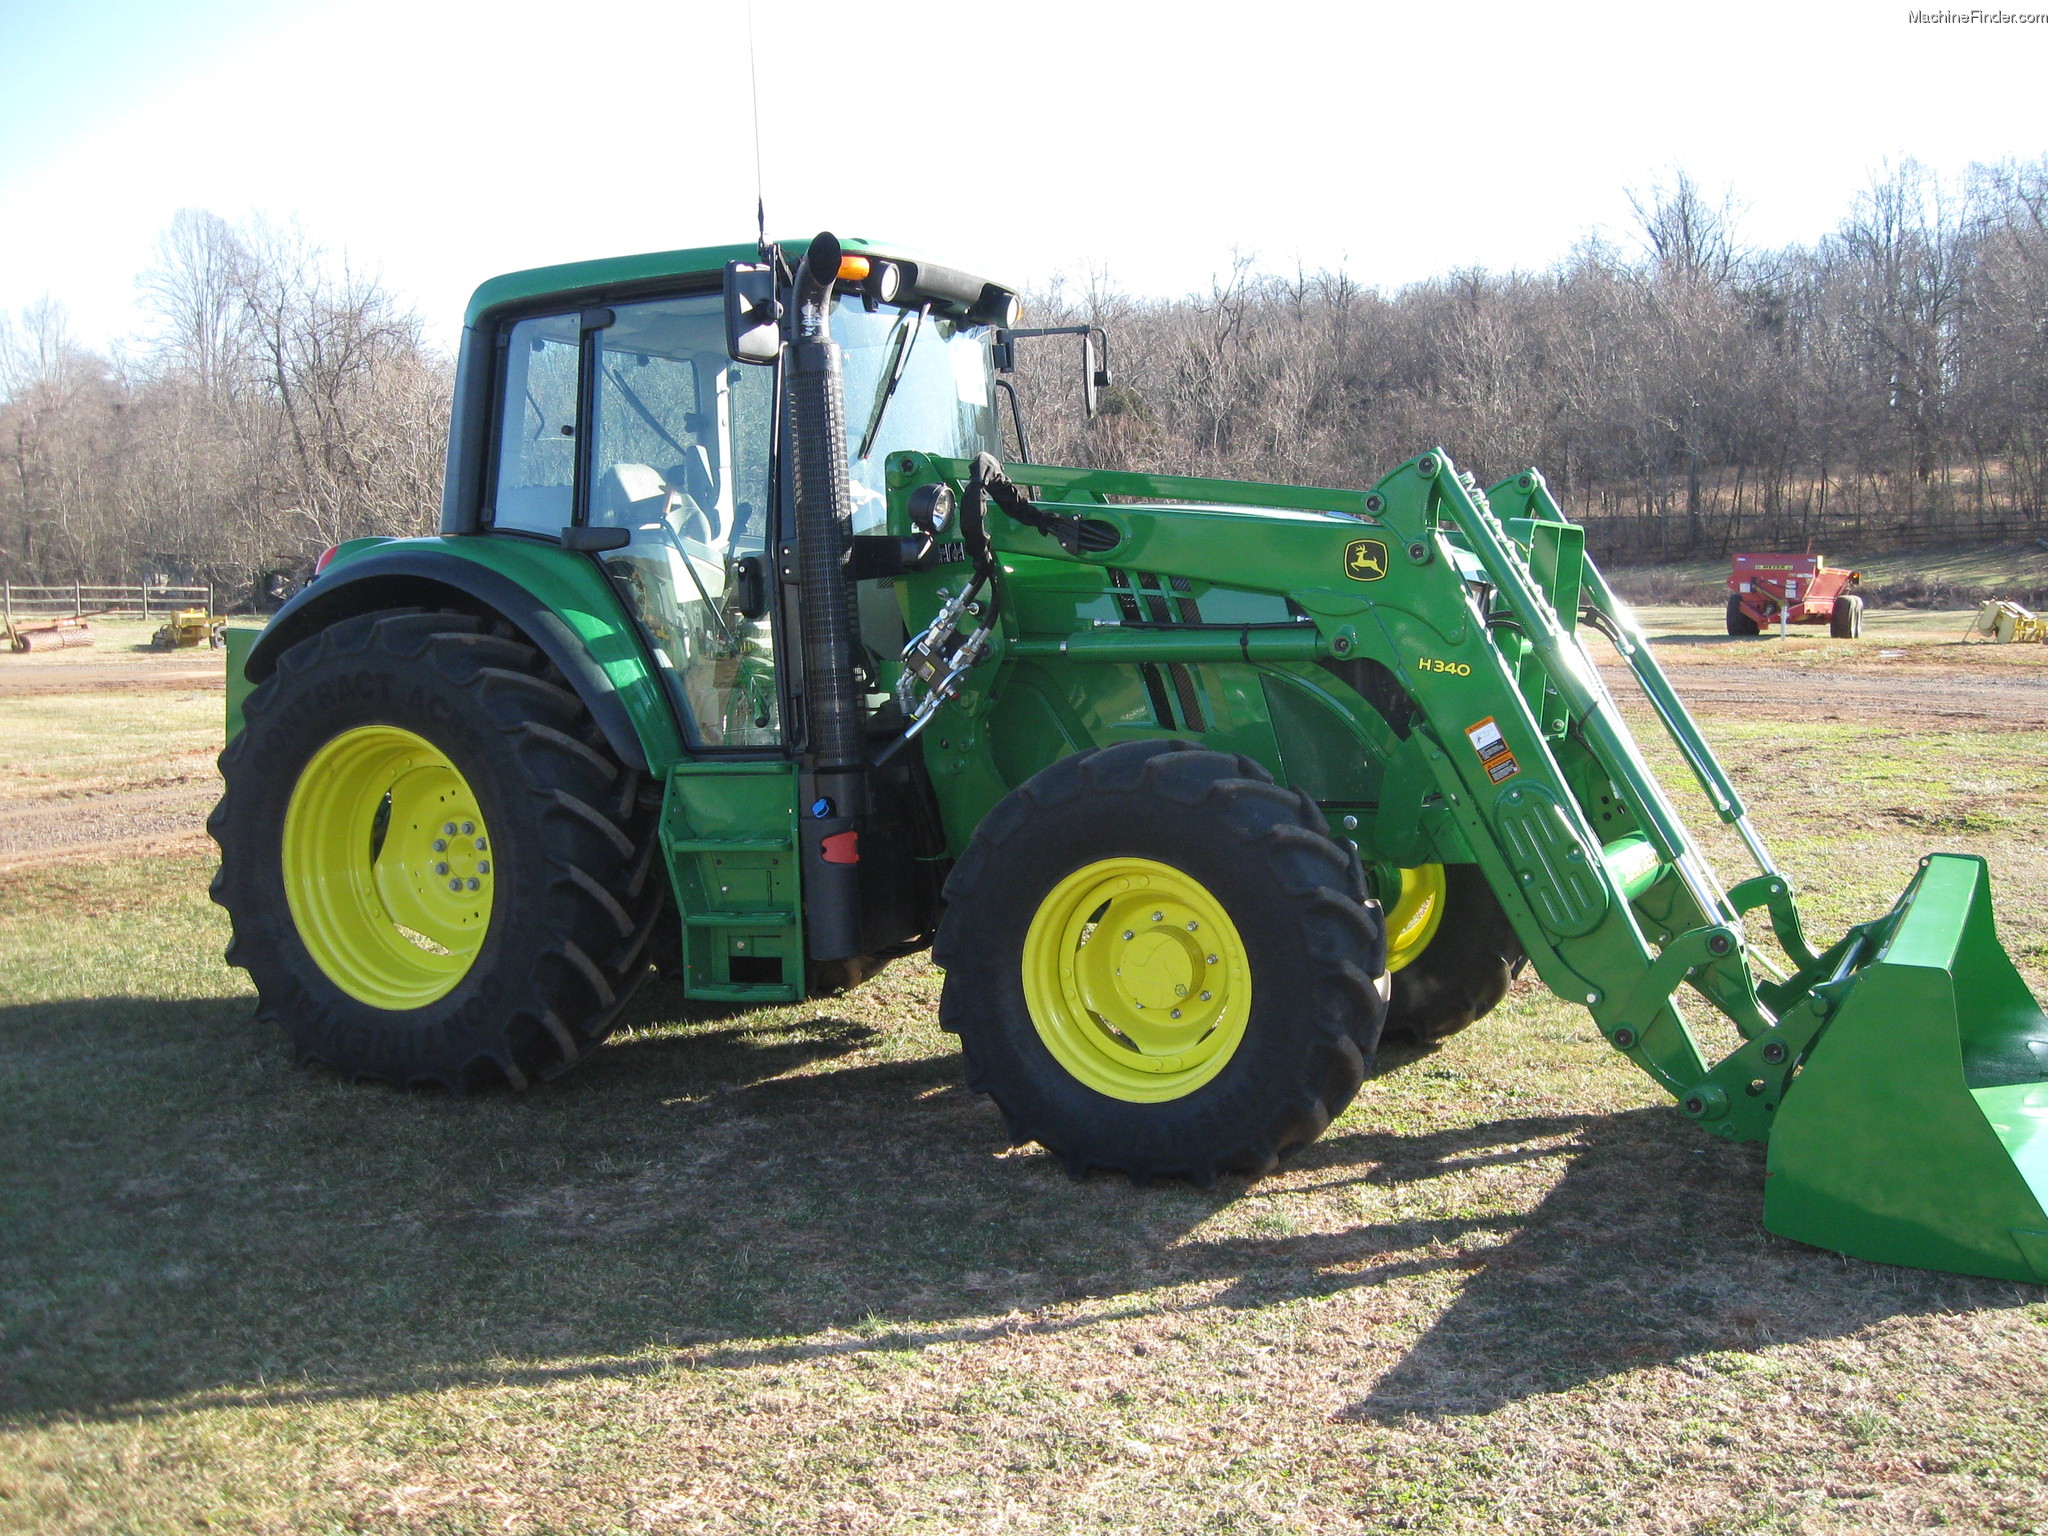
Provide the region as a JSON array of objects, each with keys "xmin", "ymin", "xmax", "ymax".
[{"xmin": 747, "ymin": 4, "xmax": 768, "ymax": 259}]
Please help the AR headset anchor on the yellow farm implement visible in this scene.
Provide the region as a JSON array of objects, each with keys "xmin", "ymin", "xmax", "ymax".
[
  {"xmin": 1964, "ymin": 599, "xmax": 2048, "ymax": 644},
  {"xmin": 150, "ymin": 607, "xmax": 229, "ymax": 650}
]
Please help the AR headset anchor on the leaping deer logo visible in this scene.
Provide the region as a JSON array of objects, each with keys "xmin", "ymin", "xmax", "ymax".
[{"xmin": 1344, "ymin": 539, "xmax": 1389, "ymax": 582}]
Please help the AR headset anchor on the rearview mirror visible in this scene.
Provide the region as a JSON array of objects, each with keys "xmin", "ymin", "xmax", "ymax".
[
  {"xmin": 996, "ymin": 324, "xmax": 1114, "ymax": 419},
  {"xmin": 725, "ymin": 262, "xmax": 781, "ymax": 365}
]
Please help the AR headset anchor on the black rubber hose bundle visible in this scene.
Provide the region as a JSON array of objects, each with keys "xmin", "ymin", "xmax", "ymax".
[{"xmin": 965, "ymin": 451, "xmax": 1118, "ymax": 557}]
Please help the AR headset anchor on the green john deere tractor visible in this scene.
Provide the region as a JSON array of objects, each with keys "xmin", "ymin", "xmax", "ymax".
[{"xmin": 213, "ymin": 233, "xmax": 2048, "ymax": 1282}]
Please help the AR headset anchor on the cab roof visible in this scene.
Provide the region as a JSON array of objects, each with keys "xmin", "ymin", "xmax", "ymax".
[{"xmin": 462, "ymin": 236, "xmax": 1007, "ymax": 329}]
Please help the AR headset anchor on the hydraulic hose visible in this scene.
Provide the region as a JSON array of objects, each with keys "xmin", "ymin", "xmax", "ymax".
[
  {"xmin": 957, "ymin": 452, "xmax": 1005, "ymax": 629},
  {"xmin": 871, "ymin": 453, "xmax": 1102, "ymax": 769}
]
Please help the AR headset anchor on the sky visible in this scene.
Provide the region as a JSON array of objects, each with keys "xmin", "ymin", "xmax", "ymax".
[{"xmin": 1, "ymin": 0, "xmax": 2044, "ymax": 355}]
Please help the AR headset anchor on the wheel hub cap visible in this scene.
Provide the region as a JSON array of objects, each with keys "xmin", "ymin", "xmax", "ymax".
[
  {"xmin": 281, "ymin": 725, "xmax": 494, "ymax": 1011},
  {"xmin": 1022, "ymin": 857, "xmax": 1251, "ymax": 1102}
]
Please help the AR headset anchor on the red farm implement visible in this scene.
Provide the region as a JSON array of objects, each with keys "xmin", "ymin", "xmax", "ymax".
[{"xmin": 1727, "ymin": 554, "xmax": 1862, "ymax": 638}]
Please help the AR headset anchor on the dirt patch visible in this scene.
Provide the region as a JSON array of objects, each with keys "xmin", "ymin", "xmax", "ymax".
[
  {"xmin": 0, "ymin": 659, "xmax": 224, "ymax": 696},
  {"xmin": 0, "ymin": 780, "xmax": 219, "ymax": 871},
  {"xmin": 1602, "ymin": 660, "xmax": 2048, "ymax": 725}
]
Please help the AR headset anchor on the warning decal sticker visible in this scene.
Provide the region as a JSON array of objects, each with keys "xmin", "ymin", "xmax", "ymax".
[{"xmin": 1466, "ymin": 716, "xmax": 1520, "ymax": 783}]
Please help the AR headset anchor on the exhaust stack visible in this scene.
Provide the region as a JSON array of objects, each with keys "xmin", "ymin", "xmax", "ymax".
[{"xmin": 784, "ymin": 233, "xmax": 867, "ymax": 960}]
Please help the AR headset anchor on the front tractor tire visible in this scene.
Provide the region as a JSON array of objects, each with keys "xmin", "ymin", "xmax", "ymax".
[
  {"xmin": 210, "ymin": 610, "xmax": 664, "ymax": 1090},
  {"xmin": 934, "ymin": 740, "xmax": 1389, "ymax": 1183}
]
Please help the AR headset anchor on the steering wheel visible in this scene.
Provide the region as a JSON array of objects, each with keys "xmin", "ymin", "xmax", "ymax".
[
  {"xmin": 632, "ymin": 510, "xmax": 743, "ymax": 657},
  {"xmin": 673, "ymin": 491, "xmax": 728, "ymax": 549}
]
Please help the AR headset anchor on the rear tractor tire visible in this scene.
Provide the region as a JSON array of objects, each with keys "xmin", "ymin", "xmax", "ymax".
[
  {"xmin": 1374, "ymin": 863, "xmax": 1525, "ymax": 1045},
  {"xmin": 1830, "ymin": 594, "xmax": 1864, "ymax": 639},
  {"xmin": 1725, "ymin": 596, "xmax": 1760, "ymax": 637},
  {"xmin": 934, "ymin": 739, "xmax": 1389, "ymax": 1183},
  {"xmin": 210, "ymin": 609, "xmax": 664, "ymax": 1090}
]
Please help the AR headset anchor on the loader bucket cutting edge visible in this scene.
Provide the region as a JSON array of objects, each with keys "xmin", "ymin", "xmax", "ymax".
[{"xmin": 1765, "ymin": 854, "xmax": 2048, "ymax": 1281}]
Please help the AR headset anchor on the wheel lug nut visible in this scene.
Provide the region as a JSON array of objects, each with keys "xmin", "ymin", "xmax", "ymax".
[
  {"xmin": 1206, "ymin": 954, "xmax": 1218, "ymax": 965},
  {"xmin": 432, "ymin": 839, "xmax": 447, "ymax": 853},
  {"xmin": 1170, "ymin": 1009, "xmax": 1181, "ymax": 1019},
  {"xmin": 476, "ymin": 860, "xmax": 490, "ymax": 874},
  {"xmin": 1200, "ymin": 990, "xmax": 1212, "ymax": 1001},
  {"xmin": 1186, "ymin": 920, "xmax": 1199, "ymax": 931},
  {"xmin": 435, "ymin": 862, "xmax": 449, "ymax": 876},
  {"xmin": 444, "ymin": 822, "xmax": 457, "ymax": 835},
  {"xmin": 1151, "ymin": 911, "xmax": 1163, "ymax": 922},
  {"xmin": 461, "ymin": 821, "xmax": 475, "ymax": 835},
  {"xmin": 474, "ymin": 837, "xmax": 487, "ymax": 851},
  {"xmin": 1123, "ymin": 930, "xmax": 1135, "ymax": 940},
  {"xmin": 466, "ymin": 878, "xmax": 480, "ymax": 891},
  {"xmin": 448, "ymin": 878, "xmax": 462, "ymax": 891}
]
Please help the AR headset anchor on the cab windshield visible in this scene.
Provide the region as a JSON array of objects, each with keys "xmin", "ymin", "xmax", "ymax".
[{"xmin": 833, "ymin": 299, "xmax": 1000, "ymax": 534}]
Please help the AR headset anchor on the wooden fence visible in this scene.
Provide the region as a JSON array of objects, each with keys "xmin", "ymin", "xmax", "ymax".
[{"xmin": 1, "ymin": 583, "xmax": 214, "ymax": 628}]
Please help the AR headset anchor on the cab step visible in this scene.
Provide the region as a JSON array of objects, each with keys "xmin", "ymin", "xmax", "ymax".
[{"xmin": 662, "ymin": 763, "xmax": 805, "ymax": 1002}]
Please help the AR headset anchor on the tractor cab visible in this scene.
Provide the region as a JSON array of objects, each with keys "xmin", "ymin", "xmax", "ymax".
[{"xmin": 470, "ymin": 240, "xmax": 1012, "ymax": 754}]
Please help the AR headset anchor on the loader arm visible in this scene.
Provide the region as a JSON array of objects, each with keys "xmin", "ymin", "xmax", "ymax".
[{"xmin": 884, "ymin": 448, "xmax": 2048, "ymax": 1283}]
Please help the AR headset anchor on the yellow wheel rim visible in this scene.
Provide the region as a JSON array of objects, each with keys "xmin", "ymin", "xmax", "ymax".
[
  {"xmin": 1384, "ymin": 863, "xmax": 1446, "ymax": 973},
  {"xmin": 1021, "ymin": 857, "xmax": 1251, "ymax": 1103},
  {"xmin": 281, "ymin": 725, "xmax": 495, "ymax": 1011}
]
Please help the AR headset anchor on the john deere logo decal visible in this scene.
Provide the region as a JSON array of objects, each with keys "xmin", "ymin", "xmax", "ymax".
[{"xmin": 1345, "ymin": 539, "xmax": 1389, "ymax": 581}]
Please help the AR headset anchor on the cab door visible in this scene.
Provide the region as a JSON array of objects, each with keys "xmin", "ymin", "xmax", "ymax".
[
  {"xmin": 575, "ymin": 295, "xmax": 803, "ymax": 998},
  {"xmin": 581, "ymin": 294, "xmax": 780, "ymax": 750}
]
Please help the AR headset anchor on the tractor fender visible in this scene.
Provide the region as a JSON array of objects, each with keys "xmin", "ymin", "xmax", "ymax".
[{"xmin": 245, "ymin": 545, "xmax": 653, "ymax": 773}]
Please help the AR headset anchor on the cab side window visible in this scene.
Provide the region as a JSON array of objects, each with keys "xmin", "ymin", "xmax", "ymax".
[
  {"xmin": 488, "ymin": 314, "xmax": 580, "ymax": 534},
  {"xmin": 585, "ymin": 295, "xmax": 780, "ymax": 749}
]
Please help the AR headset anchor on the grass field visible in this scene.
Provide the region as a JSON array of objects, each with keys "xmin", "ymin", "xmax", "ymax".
[{"xmin": 2, "ymin": 621, "xmax": 2046, "ymax": 1532}]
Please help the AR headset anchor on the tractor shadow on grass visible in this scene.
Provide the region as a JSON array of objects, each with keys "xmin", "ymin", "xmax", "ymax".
[
  {"xmin": 1, "ymin": 989, "xmax": 2030, "ymax": 1425},
  {"xmin": 1330, "ymin": 1104, "xmax": 2033, "ymax": 1422}
]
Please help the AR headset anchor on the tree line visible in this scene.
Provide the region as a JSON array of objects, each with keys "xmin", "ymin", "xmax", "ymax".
[
  {"xmin": 4, "ymin": 160, "xmax": 2045, "ymax": 603},
  {"xmin": 0, "ymin": 210, "xmax": 446, "ymax": 601},
  {"xmin": 1013, "ymin": 159, "xmax": 2048, "ymax": 566}
]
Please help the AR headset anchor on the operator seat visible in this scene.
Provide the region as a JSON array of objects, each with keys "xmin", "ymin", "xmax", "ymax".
[{"xmin": 594, "ymin": 461, "xmax": 724, "ymax": 548}]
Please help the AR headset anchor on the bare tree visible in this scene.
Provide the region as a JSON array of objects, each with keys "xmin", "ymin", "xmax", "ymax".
[
  {"xmin": 0, "ymin": 211, "xmax": 449, "ymax": 599},
  {"xmin": 5, "ymin": 172, "xmax": 2047, "ymax": 597}
]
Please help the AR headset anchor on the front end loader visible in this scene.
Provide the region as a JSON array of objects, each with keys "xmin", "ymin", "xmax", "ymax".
[{"xmin": 211, "ymin": 233, "xmax": 2048, "ymax": 1283}]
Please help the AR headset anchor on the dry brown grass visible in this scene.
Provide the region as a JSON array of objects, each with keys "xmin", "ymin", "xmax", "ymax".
[{"xmin": 1, "ymin": 629, "xmax": 2044, "ymax": 1534}]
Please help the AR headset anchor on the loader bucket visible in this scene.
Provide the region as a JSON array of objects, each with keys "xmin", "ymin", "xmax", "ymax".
[{"xmin": 1765, "ymin": 854, "xmax": 2048, "ymax": 1282}]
